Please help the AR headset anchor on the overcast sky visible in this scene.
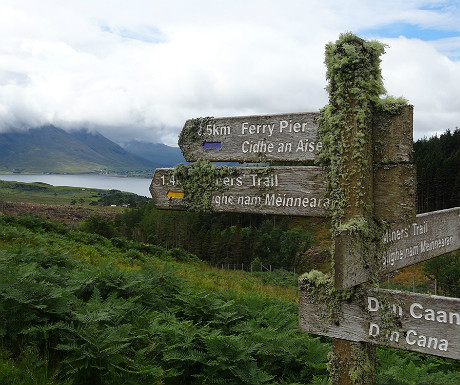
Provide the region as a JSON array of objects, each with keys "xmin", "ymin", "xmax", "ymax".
[{"xmin": 0, "ymin": 0, "xmax": 459, "ymax": 146}]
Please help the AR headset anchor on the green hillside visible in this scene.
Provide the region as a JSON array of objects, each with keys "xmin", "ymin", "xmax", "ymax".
[
  {"xmin": 0, "ymin": 214, "xmax": 329, "ymax": 385},
  {"xmin": 0, "ymin": 125, "xmax": 156, "ymax": 174},
  {"xmin": 0, "ymin": 179, "xmax": 149, "ymax": 208},
  {"xmin": 1, "ymin": 213, "xmax": 459, "ymax": 384}
]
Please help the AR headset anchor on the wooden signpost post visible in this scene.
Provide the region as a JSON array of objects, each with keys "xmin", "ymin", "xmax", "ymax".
[
  {"xmin": 296, "ymin": 33, "xmax": 460, "ymax": 385},
  {"xmin": 150, "ymin": 33, "xmax": 459, "ymax": 384}
]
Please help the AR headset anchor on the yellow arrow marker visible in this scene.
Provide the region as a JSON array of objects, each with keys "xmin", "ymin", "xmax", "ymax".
[{"xmin": 167, "ymin": 191, "xmax": 184, "ymax": 199}]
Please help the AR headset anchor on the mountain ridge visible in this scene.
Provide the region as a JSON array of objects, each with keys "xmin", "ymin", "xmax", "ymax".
[
  {"xmin": 120, "ymin": 139, "xmax": 186, "ymax": 167},
  {"xmin": 0, "ymin": 125, "xmax": 183, "ymax": 174}
]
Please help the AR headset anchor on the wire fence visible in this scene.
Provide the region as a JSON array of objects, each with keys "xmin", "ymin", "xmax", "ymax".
[
  {"xmin": 215, "ymin": 263, "xmax": 297, "ymax": 274},
  {"xmin": 215, "ymin": 265, "xmax": 442, "ymax": 295},
  {"xmin": 384, "ymin": 274, "xmax": 441, "ymax": 294}
]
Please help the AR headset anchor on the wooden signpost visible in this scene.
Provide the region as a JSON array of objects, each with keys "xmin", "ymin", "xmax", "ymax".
[
  {"xmin": 150, "ymin": 166, "xmax": 330, "ymax": 216},
  {"xmin": 178, "ymin": 112, "xmax": 321, "ymax": 162},
  {"xmin": 381, "ymin": 208, "xmax": 460, "ymax": 271},
  {"xmin": 299, "ymin": 287, "xmax": 460, "ymax": 360},
  {"xmin": 150, "ymin": 34, "xmax": 459, "ymax": 384},
  {"xmin": 335, "ymin": 207, "xmax": 460, "ymax": 288}
]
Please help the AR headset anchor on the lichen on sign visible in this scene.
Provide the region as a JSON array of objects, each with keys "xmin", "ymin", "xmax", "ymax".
[{"xmin": 173, "ymin": 160, "xmax": 238, "ymax": 212}]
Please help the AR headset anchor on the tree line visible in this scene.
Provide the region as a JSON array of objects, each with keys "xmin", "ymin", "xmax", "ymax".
[
  {"xmin": 112, "ymin": 207, "xmax": 313, "ymax": 271},
  {"xmin": 414, "ymin": 128, "xmax": 460, "ymax": 213}
]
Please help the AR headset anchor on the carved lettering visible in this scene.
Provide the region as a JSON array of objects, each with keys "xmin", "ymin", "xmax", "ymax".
[
  {"xmin": 237, "ymin": 195, "xmax": 261, "ymax": 206},
  {"xmin": 406, "ymin": 330, "xmax": 449, "ymax": 352},
  {"xmin": 198, "ymin": 124, "xmax": 231, "ymax": 136},
  {"xmin": 295, "ymin": 139, "xmax": 323, "ymax": 153},
  {"xmin": 277, "ymin": 142, "xmax": 292, "ymax": 153},
  {"xmin": 410, "ymin": 303, "xmax": 460, "ymax": 325},
  {"xmin": 381, "ymin": 208, "xmax": 460, "ymax": 271},
  {"xmin": 242, "ymin": 140, "xmax": 274, "ymax": 153},
  {"xmin": 241, "ymin": 122, "xmax": 275, "ymax": 136},
  {"xmin": 279, "ymin": 119, "xmax": 309, "ymax": 133}
]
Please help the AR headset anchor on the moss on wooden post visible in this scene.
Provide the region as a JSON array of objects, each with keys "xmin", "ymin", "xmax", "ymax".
[
  {"xmin": 318, "ymin": 32, "xmax": 386, "ymax": 227},
  {"xmin": 318, "ymin": 32, "xmax": 388, "ymax": 385}
]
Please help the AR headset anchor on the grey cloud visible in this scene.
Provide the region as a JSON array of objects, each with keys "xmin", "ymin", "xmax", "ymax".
[{"xmin": 0, "ymin": 1, "xmax": 458, "ymax": 144}]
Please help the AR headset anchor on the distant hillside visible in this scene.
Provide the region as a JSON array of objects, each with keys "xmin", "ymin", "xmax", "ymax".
[
  {"xmin": 0, "ymin": 125, "xmax": 159, "ymax": 174},
  {"xmin": 120, "ymin": 140, "xmax": 186, "ymax": 167}
]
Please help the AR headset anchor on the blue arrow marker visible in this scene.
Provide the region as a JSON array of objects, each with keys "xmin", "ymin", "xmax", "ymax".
[{"xmin": 203, "ymin": 141, "xmax": 222, "ymax": 150}]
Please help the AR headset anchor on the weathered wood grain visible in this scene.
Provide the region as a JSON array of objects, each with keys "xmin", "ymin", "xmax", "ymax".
[
  {"xmin": 372, "ymin": 105, "xmax": 414, "ymax": 164},
  {"xmin": 373, "ymin": 164, "xmax": 416, "ymax": 223},
  {"xmin": 299, "ymin": 287, "xmax": 460, "ymax": 360},
  {"xmin": 334, "ymin": 229, "xmax": 376, "ymax": 290},
  {"xmin": 150, "ymin": 166, "xmax": 331, "ymax": 216},
  {"xmin": 178, "ymin": 112, "xmax": 321, "ymax": 162}
]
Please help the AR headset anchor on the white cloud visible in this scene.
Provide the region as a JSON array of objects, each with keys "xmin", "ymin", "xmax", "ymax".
[
  {"xmin": 429, "ymin": 36, "xmax": 460, "ymax": 60},
  {"xmin": 381, "ymin": 37, "xmax": 460, "ymax": 139},
  {"xmin": 0, "ymin": 0, "xmax": 458, "ymax": 146}
]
